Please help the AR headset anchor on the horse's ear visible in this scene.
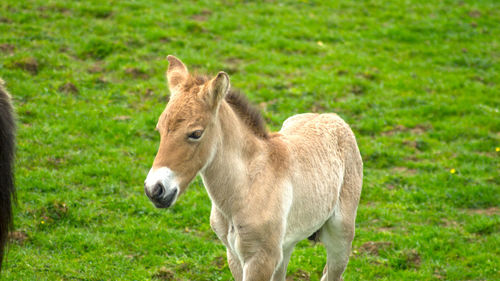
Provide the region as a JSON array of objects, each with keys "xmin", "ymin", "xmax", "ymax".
[
  {"xmin": 166, "ymin": 55, "xmax": 188, "ymax": 91},
  {"xmin": 207, "ymin": 71, "xmax": 230, "ymax": 109}
]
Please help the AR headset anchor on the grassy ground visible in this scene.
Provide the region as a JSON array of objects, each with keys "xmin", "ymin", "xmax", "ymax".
[{"xmin": 1, "ymin": 0, "xmax": 499, "ymax": 280}]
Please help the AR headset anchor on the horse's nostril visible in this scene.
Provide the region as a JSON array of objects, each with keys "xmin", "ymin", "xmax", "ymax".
[{"xmin": 152, "ymin": 183, "xmax": 164, "ymax": 198}]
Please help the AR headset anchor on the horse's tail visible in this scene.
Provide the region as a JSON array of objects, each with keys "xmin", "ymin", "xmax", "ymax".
[{"xmin": 0, "ymin": 78, "xmax": 15, "ymax": 272}]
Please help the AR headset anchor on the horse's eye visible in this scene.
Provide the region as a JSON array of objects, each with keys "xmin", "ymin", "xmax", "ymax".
[{"xmin": 188, "ymin": 130, "xmax": 203, "ymax": 140}]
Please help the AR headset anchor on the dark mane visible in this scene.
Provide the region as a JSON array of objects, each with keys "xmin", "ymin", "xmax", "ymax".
[
  {"xmin": 225, "ymin": 89, "xmax": 269, "ymax": 139},
  {"xmin": 185, "ymin": 74, "xmax": 269, "ymax": 139}
]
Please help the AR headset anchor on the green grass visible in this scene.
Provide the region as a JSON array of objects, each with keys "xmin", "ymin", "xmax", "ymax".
[{"xmin": 1, "ymin": 0, "xmax": 499, "ymax": 280}]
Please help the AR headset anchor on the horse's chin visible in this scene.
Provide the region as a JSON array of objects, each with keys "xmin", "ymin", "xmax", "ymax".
[{"xmin": 153, "ymin": 201, "xmax": 173, "ymax": 208}]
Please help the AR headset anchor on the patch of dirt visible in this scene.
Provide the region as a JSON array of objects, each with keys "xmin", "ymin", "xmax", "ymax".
[
  {"xmin": 88, "ymin": 64, "xmax": 104, "ymax": 73},
  {"xmin": 286, "ymin": 269, "xmax": 310, "ymax": 281},
  {"xmin": 357, "ymin": 71, "xmax": 377, "ymax": 81},
  {"xmin": 96, "ymin": 76, "xmax": 109, "ymax": 84},
  {"xmin": 185, "ymin": 22, "xmax": 205, "ymax": 33},
  {"xmin": 405, "ymin": 154, "xmax": 420, "ymax": 162},
  {"xmin": 153, "ymin": 267, "xmax": 176, "ymax": 280},
  {"xmin": 466, "ymin": 207, "xmax": 499, "ymax": 216},
  {"xmin": 471, "ymin": 75, "xmax": 487, "ymax": 84},
  {"xmin": 14, "ymin": 57, "xmax": 39, "ymax": 75},
  {"xmin": 212, "ymin": 255, "xmax": 226, "ymax": 268},
  {"xmin": 125, "ymin": 67, "xmax": 149, "ymax": 79},
  {"xmin": 59, "ymin": 45, "xmax": 70, "ymax": 53},
  {"xmin": 58, "ymin": 82, "xmax": 79, "ymax": 94},
  {"xmin": 53, "ymin": 202, "xmax": 68, "ymax": 215},
  {"xmin": 8, "ymin": 231, "xmax": 29, "ymax": 245},
  {"xmin": 0, "ymin": 43, "xmax": 15, "ymax": 53},
  {"xmin": 191, "ymin": 9, "xmax": 212, "ymax": 21},
  {"xmin": 433, "ymin": 268, "xmax": 446, "ymax": 279},
  {"xmin": 224, "ymin": 57, "xmax": 244, "ymax": 74},
  {"xmin": 113, "ymin": 115, "xmax": 131, "ymax": 121},
  {"xmin": 382, "ymin": 124, "xmax": 430, "ymax": 136},
  {"xmin": 403, "ymin": 249, "xmax": 421, "ymax": 268},
  {"xmin": 350, "ymin": 84, "xmax": 365, "ymax": 95},
  {"xmin": 144, "ymin": 88, "xmax": 154, "ymax": 97},
  {"xmin": 382, "ymin": 125, "xmax": 406, "ymax": 135},
  {"xmin": 410, "ymin": 125, "xmax": 428, "ymax": 134},
  {"xmin": 311, "ymin": 101, "xmax": 327, "ymax": 113},
  {"xmin": 358, "ymin": 241, "xmax": 393, "ymax": 256},
  {"xmin": 159, "ymin": 36, "xmax": 171, "ymax": 43},
  {"xmin": 47, "ymin": 156, "xmax": 65, "ymax": 167},
  {"xmin": 37, "ymin": 5, "xmax": 70, "ymax": 14},
  {"xmin": 403, "ymin": 140, "xmax": 417, "ymax": 148},
  {"xmin": 392, "ymin": 166, "xmax": 417, "ymax": 175},
  {"xmin": 336, "ymin": 69, "xmax": 348, "ymax": 76},
  {"xmin": 125, "ymin": 253, "xmax": 141, "ymax": 260},
  {"xmin": 468, "ymin": 10, "xmax": 481, "ymax": 18},
  {"xmin": 38, "ymin": 201, "xmax": 69, "ymax": 223},
  {"xmin": 0, "ymin": 17, "xmax": 12, "ymax": 23},
  {"xmin": 441, "ymin": 218, "xmax": 459, "ymax": 228},
  {"xmin": 378, "ymin": 226, "xmax": 394, "ymax": 232}
]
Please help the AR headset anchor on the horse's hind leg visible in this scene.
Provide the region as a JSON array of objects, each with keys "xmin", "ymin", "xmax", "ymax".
[
  {"xmin": 320, "ymin": 158, "xmax": 362, "ymax": 281},
  {"xmin": 318, "ymin": 209, "xmax": 354, "ymax": 281}
]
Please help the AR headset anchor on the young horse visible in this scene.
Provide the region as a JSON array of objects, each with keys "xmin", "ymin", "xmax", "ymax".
[
  {"xmin": 144, "ymin": 56, "xmax": 363, "ymax": 281},
  {"xmin": 0, "ymin": 79, "xmax": 16, "ymax": 272}
]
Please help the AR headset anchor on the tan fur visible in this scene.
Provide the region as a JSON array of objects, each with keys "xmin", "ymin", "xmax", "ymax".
[{"xmin": 146, "ymin": 56, "xmax": 363, "ymax": 281}]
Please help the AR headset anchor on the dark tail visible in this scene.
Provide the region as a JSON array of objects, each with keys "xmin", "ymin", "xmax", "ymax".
[{"xmin": 0, "ymin": 79, "xmax": 15, "ymax": 272}]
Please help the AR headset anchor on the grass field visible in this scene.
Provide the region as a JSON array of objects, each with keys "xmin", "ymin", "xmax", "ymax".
[{"xmin": 1, "ymin": 0, "xmax": 499, "ymax": 280}]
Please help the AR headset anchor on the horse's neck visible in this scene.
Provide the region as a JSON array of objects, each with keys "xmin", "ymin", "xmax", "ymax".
[{"xmin": 200, "ymin": 102, "xmax": 264, "ymax": 215}]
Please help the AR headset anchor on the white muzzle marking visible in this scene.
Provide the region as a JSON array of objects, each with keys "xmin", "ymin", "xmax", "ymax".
[{"xmin": 144, "ymin": 167, "xmax": 179, "ymax": 207}]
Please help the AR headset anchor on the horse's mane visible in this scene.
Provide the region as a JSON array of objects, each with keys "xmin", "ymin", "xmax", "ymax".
[
  {"xmin": 185, "ymin": 74, "xmax": 269, "ymax": 139},
  {"xmin": 0, "ymin": 78, "xmax": 16, "ymax": 272},
  {"xmin": 224, "ymin": 89, "xmax": 269, "ymax": 139}
]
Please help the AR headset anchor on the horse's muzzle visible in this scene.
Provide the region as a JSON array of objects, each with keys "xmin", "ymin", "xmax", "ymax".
[{"xmin": 144, "ymin": 182, "xmax": 178, "ymax": 208}]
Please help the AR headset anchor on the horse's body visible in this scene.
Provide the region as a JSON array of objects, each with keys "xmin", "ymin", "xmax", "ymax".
[
  {"xmin": 0, "ymin": 79, "xmax": 16, "ymax": 272},
  {"xmin": 144, "ymin": 56, "xmax": 362, "ymax": 281}
]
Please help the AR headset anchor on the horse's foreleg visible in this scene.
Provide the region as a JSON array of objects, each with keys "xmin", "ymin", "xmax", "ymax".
[
  {"xmin": 271, "ymin": 244, "xmax": 295, "ymax": 281},
  {"xmin": 227, "ymin": 248, "xmax": 243, "ymax": 281},
  {"xmin": 242, "ymin": 249, "xmax": 281, "ymax": 281}
]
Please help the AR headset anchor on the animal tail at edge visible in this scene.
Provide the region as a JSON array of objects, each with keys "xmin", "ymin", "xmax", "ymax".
[{"xmin": 0, "ymin": 78, "xmax": 16, "ymax": 272}]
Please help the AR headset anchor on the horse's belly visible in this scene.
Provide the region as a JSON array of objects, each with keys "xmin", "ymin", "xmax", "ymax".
[{"xmin": 283, "ymin": 175, "xmax": 342, "ymax": 247}]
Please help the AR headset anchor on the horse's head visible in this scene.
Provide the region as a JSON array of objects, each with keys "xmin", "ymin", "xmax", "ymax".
[{"xmin": 144, "ymin": 56, "xmax": 230, "ymax": 208}]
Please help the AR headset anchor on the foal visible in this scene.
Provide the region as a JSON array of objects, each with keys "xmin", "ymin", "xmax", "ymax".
[{"xmin": 144, "ymin": 56, "xmax": 363, "ymax": 281}]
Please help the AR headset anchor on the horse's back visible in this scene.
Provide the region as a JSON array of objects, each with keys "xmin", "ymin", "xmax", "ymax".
[
  {"xmin": 279, "ymin": 113, "xmax": 360, "ymax": 162},
  {"xmin": 281, "ymin": 113, "xmax": 352, "ymax": 137},
  {"xmin": 279, "ymin": 112, "xmax": 362, "ymax": 191}
]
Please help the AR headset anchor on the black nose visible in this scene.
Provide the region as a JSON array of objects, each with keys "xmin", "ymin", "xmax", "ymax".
[
  {"xmin": 145, "ymin": 182, "xmax": 165, "ymax": 199},
  {"xmin": 152, "ymin": 183, "xmax": 165, "ymax": 198}
]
